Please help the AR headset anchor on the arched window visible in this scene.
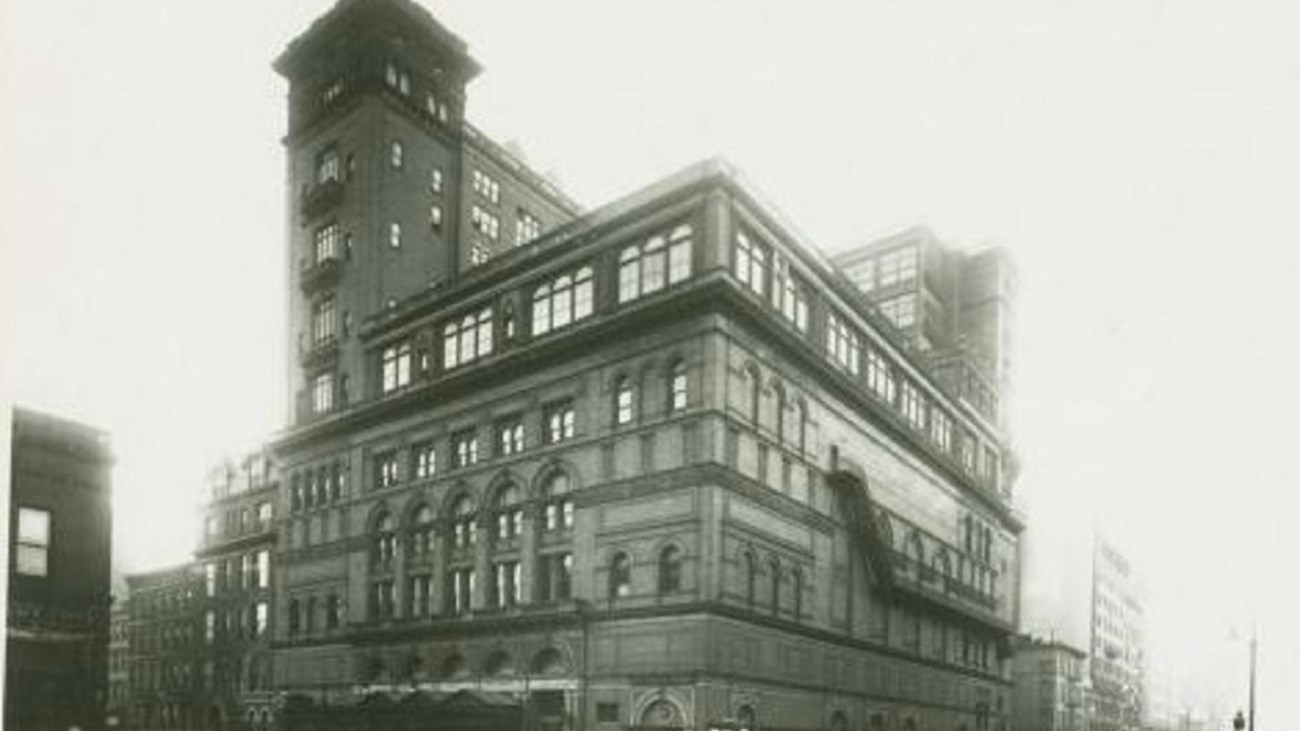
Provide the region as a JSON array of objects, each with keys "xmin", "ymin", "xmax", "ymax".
[
  {"xmin": 744, "ymin": 551, "xmax": 757, "ymax": 608},
  {"xmin": 409, "ymin": 505, "xmax": 434, "ymax": 560},
  {"xmin": 669, "ymin": 360, "xmax": 688, "ymax": 412},
  {"xmin": 737, "ymin": 705, "xmax": 757, "ymax": 731},
  {"xmin": 540, "ymin": 471, "xmax": 574, "ymax": 533},
  {"xmin": 609, "ymin": 552, "xmax": 631, "ymax": 599},
  {"xmin": 657, "ymin": 545, "xmax": 682, "ymax": 594},
  {"xmin": 373, "ymin": 513, "xmax": 396, "ymax": 567},
  {"xmin": 615, "ymin": 376, "xmax": 635, "ymax": 425},
  {"xmin": 768, "ymin": 557, "xmax": 781, "ymax": 614},
  {"xmin": 494, "ymin": 484, "xmax": 524, "ymax": 542},
  {"xmin": 450, "ymin": 495, "xmax": 476, "ymax": 550}
]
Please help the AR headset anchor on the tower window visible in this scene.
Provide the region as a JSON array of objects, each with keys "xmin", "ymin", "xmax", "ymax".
[
  {"xmin": 389, "ymin": 140, "xmax": 403, "ymax": 169},
  {"xmin": 429, "ymin": 167, "xmax": 444, "ymax": 194},
  {"xmin": 389, "ymin": 222, "xmax": 402, "ymax": 248}
]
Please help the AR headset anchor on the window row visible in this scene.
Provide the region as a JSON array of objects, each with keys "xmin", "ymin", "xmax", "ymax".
[
  {"xmin": 203, "ymin": 550, "xmax": 270, "ymax": 597},
  {"xmin": 383, "ymin": 60, "xmax": 453, "ymax": 124},
  {"xmin": 203, "ymin": 501, "xmax": 274, "ymax": 541},
  {"xmin": 287, "ymin": 593, "xmax": 344, "ymax": 636},
  {"xmin": 202, "ymin": 602, "xmax": 268, "ymax": 643},
  {"xmin": 733, "ymin": 229, "xmax": 810, "ymax": 333},
  {"xmin": 289, "ymin": 460, "xmax": 347, "ymax": 513}
]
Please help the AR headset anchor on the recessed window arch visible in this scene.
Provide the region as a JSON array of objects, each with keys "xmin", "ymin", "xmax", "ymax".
[
  {"xmin": 609, "ymin": 551, "xmax": 632, "ymax": 599},
  {"xmin": 493, "ymin": 483, "xmax": 524, "ymax": 542},
  {"xmin": 449, "ymin": 494, "xmax": 477, "ymax": 549},
  {"xmin": 657, "ymin": 544, "xmax": 683, "ymax": 594},
  {"xmin": 409, "ymin": 504, "xmax": 434, "ymax": 560},
  {"xmin": 539, "ymin": 469, "xmax": 575, "ymax": 533}
]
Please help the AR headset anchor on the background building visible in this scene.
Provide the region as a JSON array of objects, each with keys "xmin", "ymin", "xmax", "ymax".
[
  {"xmin": 109, "ymin": 598, "xmax": 132, "ymax": 727},
  {"xmin": 124, "ymin": 564, "xmax": 205, "ymax": 729},
  {"xmin": 1010, "ymin": 634, "xmax": 1090, "ymax": 731},
  {"xmin": 6, "ymin": 406, "xmax": 114, "ymax": 731},
  {"xmin": 265, "ymin": 3, "xmax": 1022, "ymax": 731},
  {"xmin": 1090, "ymin": 539, "xmax": 1144, "ymax": 731},
  {"xmin": 195, "ymin": 450, "xmax": 279, "ymax": 729}
]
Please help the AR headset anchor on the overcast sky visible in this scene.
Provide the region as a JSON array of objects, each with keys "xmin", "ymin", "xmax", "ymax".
[{"xmin": 3, "ymin": 0, "xmax": 1297, "ymax": 719}]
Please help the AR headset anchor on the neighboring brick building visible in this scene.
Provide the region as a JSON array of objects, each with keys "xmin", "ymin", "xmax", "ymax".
[
  {"xmin": 6, "ymin": 406, "xmax": 114, "ymax": 731},
  {"xmin": 262, "ymin": 3, "xmax": 1022, "ymax": 731},
  {"xmin": 195, "ymin": 450, "xmax": 279, "ymax": 729},
  {"xmin": 124, "ymin": 564, "xmax": 205, "ymax": 729},
  {"xmin": 1010, "ymin": 635, "xmax": 1090, "ymax": 731}
]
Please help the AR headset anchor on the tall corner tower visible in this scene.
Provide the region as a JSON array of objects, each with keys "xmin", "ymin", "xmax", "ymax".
[{"xmin": 274, "ymin": 0, "xmax": 480, "ymax": 426}]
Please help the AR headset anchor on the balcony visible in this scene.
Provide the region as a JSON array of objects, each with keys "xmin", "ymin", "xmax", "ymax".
[
  {"xmin": 298, "ymin": 336, "xmax": 339, "ymax": 369},
  {"xmin": 299, "ymin": 178, "xmax": 344, "ymax": 221},
  {"xmin": 299, "ymin": 255, "xmax": 343, "ymax": 294}
]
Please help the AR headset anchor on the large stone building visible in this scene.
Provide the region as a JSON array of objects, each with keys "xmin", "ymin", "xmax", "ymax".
[
  {"xmin": 1009, "ymin": 635, "xmax": 1090, "ymax": 731},
  {"xmin": 261, "ymin": 2, "xmax": 1022, "ymax": 730}
]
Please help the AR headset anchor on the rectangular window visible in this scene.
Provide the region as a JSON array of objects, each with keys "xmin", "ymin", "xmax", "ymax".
[
  {"xmin": 452, "ymin": 430, "xmax": 479, "ymax": 469},
  {"xmin": 493, "ymin": 560, "xmax": 521, "ymax": 608},
  {"xmin": 312, "ymin": 372, "xmax": 334, "ymax": 414},
  {"xmin": 389, "ymin": 139, "xmax": 404, "ymax": 169},
  {"xmin": 900, "ymin": 381, "xmax": 926, "ymax": 430},
  {"xmin": 496, "ymin": 417, "xmax": 524, "ymax": 456},
  {"xmin": 413, "ymin": 442, "xmax": 436, "ymax": 479},
  {"xmin": 825, "ymin": 313, "xmax": 861, "ymax": 375},
  {"xmin": 516, "ymin": 208, "xmax": 541, "ymax": 246},
  {"xmin": 543, "ymin": 400, "xmax": 575, "ymax": 444},
  {"xmin": 429, "ymin": 167, "xmax": 444, "ymax": 194},
  {"xmin": 311, "ymin": 296, "xmax": 336, "ymax": 345},
  {"xmin": 772, "ymin": 258, "xmax": 809, "ymax": 332},
  {"xmin": 315, "ymin": 147, "xmax": 340, "ymax": 184},
  {"xmin": 866, "ymin": 349, "xmax": 896, "ymax": 403},
  {"xmin": 471, "ymin": 205, "xmax": 500, "ymax": 240},
  {"xmin": 380, "ymin": 342, "xmax": 412, "ymax": 394},
  {"xmin": 931, "ymin": 409, "xmax": 953, "ymax": 452},
  {"xmin": 878, "ymin": 246, "xmax": 917, "ymax": 286},
  {"xmin": 374, "ymin": 451, "xmax": 399, "ymax": 489},
  {"xmin": 255, "ymin": 602, "xmax": 268, "ymax": 637},
  {"xmin": 449, "ymin": 569, "xmax": 474, "ymax": 614},
  {"xmin": 313, "ymin": 223, "xmax": 339, "ymax": 264},
  {"xmin": 537, "ymin": 553, "xmax": 573, "ymax": 602},
  {"xmin": 734, "ymin": 231, "xmax": 767, "ymax": 296},
  {"xmin": 472, "ymin": 169, "xmax": 501, "ymax": 203},
  {"xmin": 879, "ymin": 293, "xmax": 917, "ymax": 329},
  {"xmin": 257, "ymin": 550, "xmax": 270, "ymax": 590}
]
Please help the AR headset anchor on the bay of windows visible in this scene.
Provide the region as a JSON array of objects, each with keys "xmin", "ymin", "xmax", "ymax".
[
  {"xmin": 443, "ymin": 308, "xmax": 494, "ymax": 369},
  {"xmin": 380, "ymin": 342, "xmax": 411, "ymax": 393},
  {"xmin": 618, "ymin": 224, "xmax": 693, "ymax": 303},
  {"xmin": 532, "ymin": 266, "xmax": 593, "ymax": 336}
]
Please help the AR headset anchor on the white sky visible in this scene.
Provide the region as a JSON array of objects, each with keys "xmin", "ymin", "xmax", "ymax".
[{"xmin": 2, "ymin": 0, "xmax": 1297, "ymax": 720}]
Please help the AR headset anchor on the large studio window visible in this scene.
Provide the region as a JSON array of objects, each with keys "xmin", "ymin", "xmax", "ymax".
[
  {"xmin": 443, "ymin": 307, "xmax": 494, "ymax": 369},
  {"xmin": 532, "ymin": 266, "xmax": 594, "ymax": 336},
  {"xmin": 618, "ymin": 225, "xmax": 693, "ymax": 303}
]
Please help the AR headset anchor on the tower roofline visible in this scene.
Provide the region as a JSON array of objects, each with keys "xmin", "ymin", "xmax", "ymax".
[{"xmin": 273, "ymin": 0, "xmax": 481, "ymax": 80}]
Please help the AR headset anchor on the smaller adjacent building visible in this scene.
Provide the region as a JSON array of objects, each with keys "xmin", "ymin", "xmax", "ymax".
[
  {"xmin": 124, "ymin": 564, "xmax": 205, "ymax": 729},
  {"xmin": 194, "ymin": 450, "xmax": 279, "ymax": 729},
  {"xmin": 6, "ymin": 406, "xmax": 114, "ymax": 731},
  {"xmin": 1011, "ymin": 635, "xmax": 1091, "ymax": 731}
]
